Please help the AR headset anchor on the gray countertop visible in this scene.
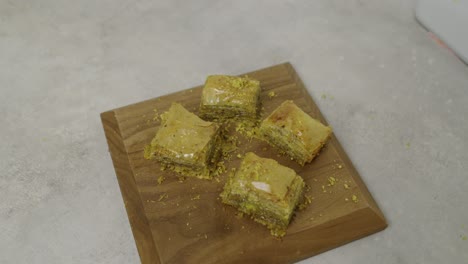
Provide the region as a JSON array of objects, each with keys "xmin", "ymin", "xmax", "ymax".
[{"xmin": 1, "ymin": 1, "xmax": 467, "ymax": 263}]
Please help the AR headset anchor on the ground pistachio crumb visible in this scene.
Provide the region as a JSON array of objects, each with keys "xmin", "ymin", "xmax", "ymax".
[
  {"xmin": 352, "ymin": 195, "xmax": 358, "ymax": 203},
  {"xmin": 267, "ymin": 91, "xmax": 277, "ymax": 98},
  {"xmin": 158, "ymin": 193, "xmax": 168, "ymax": 201},
  {"xmin": 157, "ymin": 175, "xmax": 165, "ymax": 184},
  {"xmin": 344, "ymin": 183, "xmax": 350, "ymax": 189},
  {"xmin": 153, "ymin": 108, "xmax": 159, "ymax": 121},
  {"xmin": 191, "ymin": 194, "xmax": 201, "ymax": 200},
  {"xmin": 328, "ymin": 176, "xmax": 337, "ymax": 186}
]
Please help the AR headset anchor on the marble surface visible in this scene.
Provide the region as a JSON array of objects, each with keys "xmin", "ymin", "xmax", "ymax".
[{"xmin": 1, "ymin": 0, "xmax": 467, "ymax": 263}]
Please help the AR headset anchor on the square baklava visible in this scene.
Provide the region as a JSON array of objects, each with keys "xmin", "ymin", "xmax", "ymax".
[
  {"xmin": 144, "ymin": 103, "xmax": 221, "ymax": 179},
  {"xmin": 221, "ymin": 152, "xmax": 305, "ymax": 237},
  {"xmin": 259, "ymin": 100, "xmax": 332, "ymax": 165},
  {"xmin": 199, "ymin": 75, "xmax": 261, "ymax": 122}
]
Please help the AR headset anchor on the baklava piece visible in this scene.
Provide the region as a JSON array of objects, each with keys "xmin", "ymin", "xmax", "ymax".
[
  {"xmin": 221, "ymin": 152, "xmax": 305, "ymax": 237},
  {"xmin": 259, "ymin": 100, "xmax": 332, "ymax": 165},
  {"xmin": 199, "ymin": 75, "xmax": 261, "ymax": 122},
  {"xmin": 144, "ymin": 103, "xmax": 222, "ymax": 179}
]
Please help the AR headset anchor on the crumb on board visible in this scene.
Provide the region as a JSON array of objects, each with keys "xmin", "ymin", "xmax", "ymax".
[
  {"xmin": 158, "ymin": 193, "xmax": 168, "ymax": 201},
  {"xmin": 338, "ymin": 164, "xmax": 343, "ymax": 169},
  {"xmin": 267, "ymin": 91, "xmax": 277, "ymax": 98},
  {"xmin": 322, "ymin": 185, "xmax": 326, "ymax": 193},
  {"xmin": 344, "ymin": 183, "xmax": 350, "ymax": 189},
  {"xmin": 153, "ymin": 108, "xmax": 159, "ymax": 121},
  {"xmin": 352, "ymin": 195, "xmax": 358, "ymax": 203},
  {"xmin": 327, "ymin": 176, "xmax": 337, "ymax": 186},
  {"xmin": 237, "ymin": 153, "xmax": 243, "ymax": 158},
  {"xmin": 191, "ymin": 194, "xmax": 201, "ymax": 200},
  {"xmin": 157, "ymin": 175, "xmax": 165, "ymax": 185},
  {"xmin": 345, "ymin": 198, "xmax": 349, "ymax": 202},
  {"xmin": 204, "ymin": 234, "xmax": 208, "ymax": 239},
  {"xmin": 298, "ymin": 194, "xmax": 313, "ymax": 210}
]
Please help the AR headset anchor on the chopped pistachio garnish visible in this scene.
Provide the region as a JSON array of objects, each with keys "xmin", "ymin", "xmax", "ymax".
[
  {"xmin": 157, "ymin": 175, "xmax": 165, "ymax": 185},
  {"xmin": 328, "ymin": 176, "xmax": 337, "ymax": 186},
  {"xmin": 158, "ymin": 193, "xmax": 168, "ymax": 201},
  {"xmin": 153, "ymin": 108, "xmax": 159, "ymax": 121}
]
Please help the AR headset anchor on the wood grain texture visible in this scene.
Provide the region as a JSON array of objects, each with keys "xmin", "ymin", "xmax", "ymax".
[{"xmin": 101, "ymin": 63, "xmax": 387, "ymax": 264}]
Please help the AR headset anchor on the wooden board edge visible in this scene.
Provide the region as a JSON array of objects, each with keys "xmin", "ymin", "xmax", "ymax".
[
  {"xmin": 285, "ymin": 63, "xmax": 387, "ymax": 223},
  {"xmin": 107, "ymin": 62, "xmax": 293, "ymax": 113},
  {"xmin": 101, "ymin": 110, "xmax": 161, "ymax": 264},
  {"xmin": 288, "ymin": 206, "xmax": 388, "ymax": 264}
]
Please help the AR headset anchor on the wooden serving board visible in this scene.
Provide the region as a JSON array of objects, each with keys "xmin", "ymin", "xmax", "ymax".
[{"xmin": 101, "ymin": 63, "xmax": 387, "ymax": 264}]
